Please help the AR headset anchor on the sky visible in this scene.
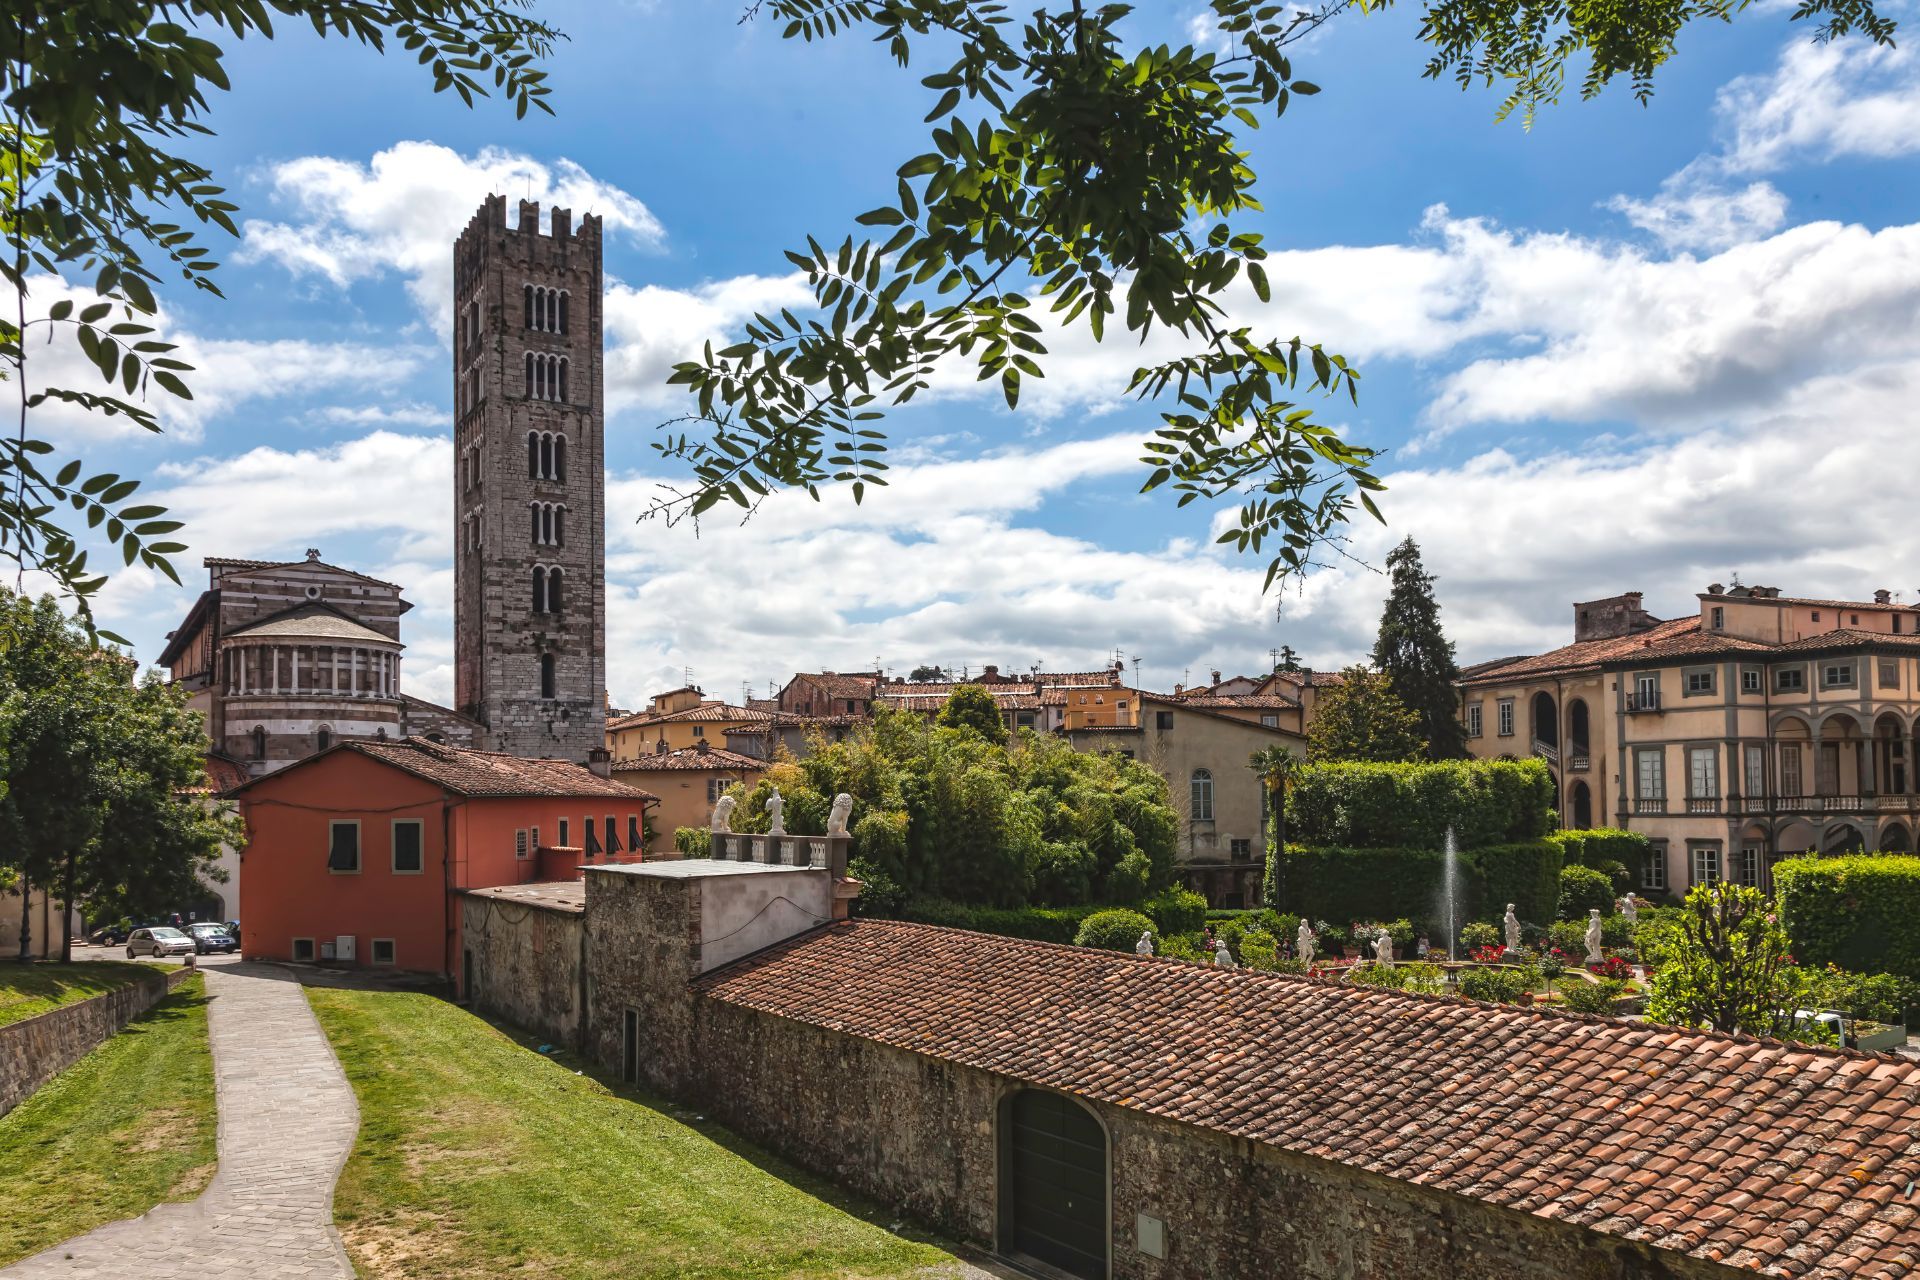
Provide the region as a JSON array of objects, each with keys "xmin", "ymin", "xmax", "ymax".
[{"xmin": 34, "ymin": 0, "xmax": 1920, "ymax": 710}]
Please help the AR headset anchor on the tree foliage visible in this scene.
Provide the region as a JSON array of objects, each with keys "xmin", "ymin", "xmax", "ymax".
[
  {"xmin": 1644, "ymin": 883, "xmax": 1804, "ymax": 1037},
  {"xmin": 1305, "ymin": 665, "xmax": 1425, "ymax": 763},
  {"xmin": 1, "ymin": 1, "xmax": 560, "ymax": 630},
  {"xmin": 0, "ymin": 590, "xmax": 239, "ymax": 959},
  {"xmin": 720, "ymin": 708, "xmax": 1177, "ymax": 910},
  {"xmin": 1370, "ymin": 537, "xmax": 1464, "ymax": 759},
  {"xmin": 935, "ymin": 682, "xmax": 1006, "ymax": 743}
]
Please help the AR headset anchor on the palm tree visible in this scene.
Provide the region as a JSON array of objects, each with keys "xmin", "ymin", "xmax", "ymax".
[{"xmin": 1249, "ymin": 746, "xmax": 1297, "ymax": 913}]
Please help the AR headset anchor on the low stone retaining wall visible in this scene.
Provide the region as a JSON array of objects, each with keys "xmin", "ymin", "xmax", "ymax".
[{"xmin": 0, "ymin": 966, "xmax": 193, "ymax": 1116}]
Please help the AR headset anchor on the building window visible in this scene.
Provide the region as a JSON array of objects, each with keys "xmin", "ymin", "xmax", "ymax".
[
  {"xmin": 629, "ymin": 814, "xmax": 642, "ymax": 850},
  {"xmin": 1738, "ymin": 844, "xmax": 1763, "ymax": 888},
  {"xmin": 252, "ymin": 725, "xmax": 267, "ymax": 760},
  {"xmin": 292, "ymin": 937, "xmax": 316, "ymax": 962},
  {"xmin": 371, "ymin": 938, "xmax": 397, "ymax": 966},
  {"xmin": 1744, "ymin": 745, "xmax": 1766, "ymax": 798},
  {"xmin": 1190, "ymin": 769, "xmax": 1214, "ymax": 822},
  {"xmin": 1816, "ymin": 744, "xmax": 1840, "ymax": 797},
  {"xmin": 604, "ymin": 816, "xmax": 619, "ymax": 855},
  {"xmin": 706, "ymin": 778, "xmax": 729, "ymax": 804},
  {"xmin": 558, "ymin": 818, "xmax": 570, "ymax": 848},
  {"xmin": 1229, "ymin": 838, "xmax": 1251, "ymax": 861},
  {"xmin": 1496, "ymin": 699, "xmax": 1515, "ymax": 737},
  {"xmin": 1776, "ymin": 667, "xmax": 1806, "ymax": 692},
  {"xmin": 1822, "ymin": 662, "xmax": 1854, "ymax": 689},
  {"xmin": 515, "ymin": 829, "xmax": 529, "ymax": 860},
  {"xmin": 1155, "ymin": 710, "xmax": 1174, "ymax": 731},
  {"xmin": 531, "ymin": 825, "xmax": 542, "ymax": 852},
  {"xmin": 1879, "ymin": 658, "xmax": 1899, "ymax": 689},
  {"xmin": 548, "ymin": 568, "xmax": 564, "ymax": 617},
  {"xmin": 1633, "ymin": 673, "xmax": 1659, "ymax": 707},
  {"xmin": 328, "ymin": 821, "xmax": 361, "ymax": 874},
  {"xmin": 1260, "ymin": 713, "xmax": 1278, "ymax": 728},
  {"xmin": 1741, "ymin": 667, "xmax": 1762, "ymax": 694},
  {"xmin": 1812, "ymin": 611, "xmax": 1821, "ymax": 622},
  {"xmin": 1466, "ymin": 703, "xmax": 1483, "ymax": 738},
  {"xmin": 693, "ymin": 725, "xmax": 705, "ymax": 739},
  {"xmin": 1691, "ymin": 844, "xmax": 1721, "ymax": 886},
  {"xmin": 1688, "ymin": 746, "xmax": 1719, "ymax": 799},
  {"xmin": 540, "ymin": 653, "xmax": 556, "ymax": 700},
  {"xmin": 315, "ymin": 725, "xmax": 332, "ymax": 753},
  {"xmin": 583, "ymin": 817, "xmax": 601, "ymax": 858},
  {"xmin": 1636, "ymin": 748, "xmax": 1665, "ymax": 802},
  {"xmin": 1779, "ymin": 746, "xmax": 1803, "ymax": 797},
  {"xmin": 1644, "ymin": 844, "xmax": 1667, "ymax": 891},
  {"xmin": 392, "ymin": 820, "xmax": 424, "ymax": 874},
  {"xmin": 1684, "ymin": 668, "xmax": 1714, "ymax": 695},
  {"xmin": 532, "ymin": 566, "xmax": 548, "ymax": 614},
  {"xmin": 1710, "ymin": 606, "xmax": 1724, "ymax": 630}
]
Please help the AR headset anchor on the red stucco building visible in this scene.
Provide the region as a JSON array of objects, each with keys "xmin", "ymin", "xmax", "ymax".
[{"xmin": 231, "ymin": 736, "xmax": 652, "ymax": 979}]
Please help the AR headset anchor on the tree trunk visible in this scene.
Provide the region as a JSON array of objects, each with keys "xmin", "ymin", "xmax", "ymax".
[{"xmin": 16, "ymin": 873, "xmax": 29, "ymax": 961}]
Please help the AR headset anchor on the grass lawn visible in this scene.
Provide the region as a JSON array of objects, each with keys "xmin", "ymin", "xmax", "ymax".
[
  {"xmin": 0, "ymin": 959, "xmax": 164, "ymax": 1028},
  {"xmin": 0, "ymin": 975, "xmax": 216, "ymax": 1264},
  {"xmin": 307, "ymin": 987, "xmax": 971, "ymax": 1279}
]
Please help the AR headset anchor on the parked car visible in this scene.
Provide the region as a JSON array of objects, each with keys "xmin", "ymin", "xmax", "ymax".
[
  {"xmin": 186, "ymin": 923, "xmax": 239, "ymax": 955},
  {"xmin": 127, "ymin": 927, "xmax": 195, "ymax": 958},
  {"xmin": 88, "ymin": 923, "xmax": 131, "ymax": 946},
  {"xmin": 224, "ymin": 920, "xmax": 242, "ymax": 946}
]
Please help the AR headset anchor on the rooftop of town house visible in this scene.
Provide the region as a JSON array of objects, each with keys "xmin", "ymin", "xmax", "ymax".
[
  {"xmin": 185, "ymin": 753, "xmax": 251, "ymax": 796},
  {"xmin": 461, "ymin": 880, "xmax": 586, "ymax": 913},
  {"xmin": 1461, "ymin": 615, "xmax": 1705, "ymax": 685},
  {"xmin": 725, "ymin": 712, "xmax": 871, "ymax": 731},
  {"xmin": 784, "ymin": 671, "xmax": 885, "ymax": 700},
  {"xmin": 1167, "ymin": 693, "xmax": 1302, "ymax": 710},
  {"xmin": 225, "ymin": 735, "xmax": 656, "ymax": 801},
  {"xmin": 610, "ymin": 744, "xmax": 766, "ymax": 772},
  {"xmin": 607, "ymin": 701, "xmax": 773, "ymax": 731},
  {"xmin": 698, "ymin": 920, "xmax": 1920, "ymax": 1280}
]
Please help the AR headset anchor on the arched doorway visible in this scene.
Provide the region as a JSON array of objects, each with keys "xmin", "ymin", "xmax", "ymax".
[
  {"xmin": 1880, "ymin": 821, "xmax": 1912, "ymax": 853},
  {"xmin": 1567, "ymin": 699, "xmax": 1590, "ymax": 765},
  {"xmin": 999, "ymin": 1089, "xmax": 1109, "ymax": 1279},
  {"xmin": 1571, "ymin": 781, "xmax": 1593, "ymax": 830},
  {"xmin": 1530, "ymin": 691, "xmax": 1558, "ymax": 758},
  {"xmin": 1824, "ymin": 822, "xmax": 1866, "ymax": 855}
]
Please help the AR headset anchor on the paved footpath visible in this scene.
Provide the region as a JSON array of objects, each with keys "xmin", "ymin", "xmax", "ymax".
[{"xmin": 5, "ymin": 963, "xmax": 360, "ymax": 1279}]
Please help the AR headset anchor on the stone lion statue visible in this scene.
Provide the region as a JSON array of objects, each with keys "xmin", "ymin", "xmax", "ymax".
[
  {"xmin": 826, "ymin": 793, "xmax": 854, "ymax": 838},
  {"xmin": 709, "ymin": 794, "xmax": 736, "ymax": 834}
]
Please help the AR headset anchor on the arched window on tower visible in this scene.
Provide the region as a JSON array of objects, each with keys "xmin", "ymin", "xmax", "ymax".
[
  {"xmin": 553, "ymin": 506, "xmax": 565, "ymax": 547},
  {"xmin": 560, "ymin": 291, "xmax": 570, "ymax": 335},
  {"xmin": 547, "ymin": 289, "xmax": 559, "ymax": 333},
  {"xmin": 532, "ymin": 565, "xmax": 548, "ymax": 614},
  {"xmin": 523, "ymin": 283, "xmax": 533, "ymax": 330},
  {"xmin": 540, "ymin": 653, "xmax": 556, "ymax": 700},
  {"xmin": 554, "ymin": 434, "xmax": 566, "ymax": 481},
  {"xmin": 529, "ymin": 504, "xmax": 541, "ymax": 545},
  {"xmin": 251, "ymin": 725, "xmax": 267, "ymax": 761},
  {"xmin": 540, "ymin": 433, "xmax": 554, "ymax": 479},
  {"xmin": 557, "ymin": 357, "xmax": 568, "ymax": 404},
  {"xmin": 548, "ymin": 567, "xmax": 564, "ymax": 617},
  {"xmin": 528, "ymin": 431, "xmax": 539, "ymax": 478},
  {"xmin": 525, "ymin": 350, "xmax": 535, "ymax": 398},
  {"xmin": 316, "ymin": 725, "xmax": 333, "ymax": 754}
]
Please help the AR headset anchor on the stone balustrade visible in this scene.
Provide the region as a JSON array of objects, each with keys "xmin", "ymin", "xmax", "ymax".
[{"xmin": 710, "ymin": 831, "xmax": 850, "ymax": 881}]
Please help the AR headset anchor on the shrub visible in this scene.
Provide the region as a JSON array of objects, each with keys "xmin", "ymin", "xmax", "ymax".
[
  {"xmin": 673, "ymin": 826, "xmax": 711, "ymax": 858},
  {"xmin": 1075, "ymin": 908, "xmax": 1156, "ymax": 952},
  {"xmin": 1458, "ymin": 966, "xmax": 1532, "ymax": 1004},
  {"xmin": 1285, "ymin": 758, "xmax": 1555, "ymax": 849},
  {"xmin": 1549, "ymin": 828, "xmax": 1652, "ymax": 875},
  {"xmin": 1345, "ymin": 961, "xmax": 1446, "ymax": 995},
  {"xmin": 1558, "ymin": 865, "xmax": 1616, "ymax": 919},
  {"xmin": 1558, "ymin": 978, "xmax": 1628, "ymax": 1015},
  {"xmin": 1108, "ymin": 849, "xmax": 1153, "ymax": 904},
  {"xmin": 848, "ymin": 856, "xmax": 907, "ymax": 917},
  {"xmin": 899, "ymin": 899, "xmax": 1100, "ymax": 944},
  {"xmin": 1238, "ymin": 929, "xmax": 1280, "ymax": 970},
  {"xmin": 1143, "ymin": 888, "xmax": 1208, "ymax": 937},
  {"xmin": 1159, "ymin": 932, "xmax": 1207, "ymax": 962},
  {"xmin": 1460, "ymin": 921, "xmax": 1501, "ymax": 952},
  {"xmin": 1804, "ymin": 965, "xmax": 1920, "ymax": 1024},
  {"xmin": 1276, "ymin": 839, "xmax": 1561, "ymax": 928},
  {"xmin": 1774, "ymin": 854, "xmax": 1920, "ymax": 982}
]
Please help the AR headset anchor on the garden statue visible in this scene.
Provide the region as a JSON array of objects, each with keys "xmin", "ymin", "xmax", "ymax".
[
  {"xmin": 1503, "ymin": 903, "xmax": 1521, "ymax": 955},
  {"xmin": 1585, "ymin": 908, "xmax": 1605, "ymax": 964},
  {"xmin": 1136, "ymin": 931, "xmax": 1155, "ymax": 957},
  {"xmin": 710, "ymin": 794, "xmax": 736, "ymax": 834},
  {"xmin": 1297, "ymin": 919, "xmax": 1315, "ymax": 962},
  {"xmin": 1618, "ymin": 894, "xmax": 1638, "ymax": 924},
  {"xmin": 765, "ymin": 786, "xmax": 786, "ymax": 836},
  {"xmin": 1373, "ymin": 927, "xmax": 1394, "ymax": 968},
  {"xmin": 1215, "ymin": 941, "xmax": 1236, "ymax": 969},
  {"xmin": 826, "ymin": 793, "xmax": 854, "ymax": 838}
]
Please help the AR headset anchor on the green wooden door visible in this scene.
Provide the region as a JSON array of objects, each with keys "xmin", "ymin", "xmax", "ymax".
[{"xmin": 1004, "ymin": 1090, "xmax": 1108, "ymax": 1279}]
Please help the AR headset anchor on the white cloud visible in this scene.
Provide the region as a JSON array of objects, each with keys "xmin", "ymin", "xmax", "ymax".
[
  {"xmin": 1605, "ymin": 179, "xmax": 1790, "ymax": 252},
  {"xmin": 602, "ymin": 273, "xmax": 814, "ymax": 416},
  {"xmin": 1717, "ymin": 39, "xmax": 1920, "ymax": 174},
  {"xmin": 312, "ymin": 402, "xmax": 445, "ymax": 428},
  {"xmin": 239, "ymin": 141, "xmax": 666, "ymax": 335}
]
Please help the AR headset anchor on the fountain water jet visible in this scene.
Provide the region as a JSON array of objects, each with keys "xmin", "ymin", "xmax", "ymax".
[{"xmin": 1438, "ymin": 825, "xmax": 1462, "ymax": 963}]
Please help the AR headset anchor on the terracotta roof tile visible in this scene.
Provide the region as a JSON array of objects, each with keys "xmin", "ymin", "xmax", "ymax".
[
  {"xmin": 611, "ymin": 745, "xmax": 766, "ymax": 773},
  {"xmin": 1463, "ymin": 617, "xmax": 1702, "ymax": 683},
  {"xmin": 231, "ymin": 736, "xmax": 653, "ymax": 800},
  {"xmin": 608, "ymin": 702, "xmax": 772, "ymax": 731},
  {"xmin": 186, "ymin": 753, "xmax": 250, "ymax": 796},
  {"xmin": 701, "ymin": 922, "xmax": 1920, "ymax": 1280}
]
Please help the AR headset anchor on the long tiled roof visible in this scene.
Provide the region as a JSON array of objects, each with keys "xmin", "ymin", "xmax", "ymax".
[
  {"xmin": 1464, "ymin": 616, "xmax": 1920, "ymax": 686},
  {"xmin": 229, "ymin": 736, "xmax": 653, "ymax": 800},
  {"xmin": 608, "ymin": 702, "xmax": 772, "ymax": 731},
  {"xmin": 612, "ymin": 746, "xmax": 766, "ymax": 773},
  {"xmin": 1462, "ymin": 616, "xmax": 1703, "ymax": 684},
  {"xmin": 786, "ymin": 672, "xmax": 883, "ymax": 700},
  {"xmin": 701, "ymin": 921, "xmax": 1920, "ymax": 1279},
  {"xmin": 1173, "ymin": 693, "xmax": 1301, "ymax": 710},
  {"xmin": 1775, "ymin": 629, "xmax": 1920, "ymax": 654}
]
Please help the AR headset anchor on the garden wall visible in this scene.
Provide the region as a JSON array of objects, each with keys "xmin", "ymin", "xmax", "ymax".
[
  {"xmin": 460, "ymin": 890, "xmax": 588, "ymax": 1049},
  {"xmin": 0, "ymin": 966, "xmax": 189, "ymax": 1116}
]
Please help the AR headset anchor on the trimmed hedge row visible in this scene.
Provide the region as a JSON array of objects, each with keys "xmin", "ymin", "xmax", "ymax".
[
  {"xmin": 1286, "ymin": 759, "xmax": 1555, "ymax": 850},
  {"xmin": 898, "ymin": 898, "xmax": 1104, "ymax": 945},
  {"xmin": 1775, "ymin": 855, "xmax": 1920, "ymax": 982},
  {"xmin": 1276, "ymin": 839, "xmax": 1563, "ymax": 929},
  {"xmin": 1549, "ymin": 828, "xmax": 1651, "ymax": 872}
]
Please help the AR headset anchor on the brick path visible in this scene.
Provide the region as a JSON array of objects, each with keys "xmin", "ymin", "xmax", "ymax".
[{"xmin": 5, "ymin": 963, "xmax": 360, "ymax": 1279}]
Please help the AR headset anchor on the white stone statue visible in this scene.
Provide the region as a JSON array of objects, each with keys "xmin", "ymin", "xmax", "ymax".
[
  {"xmin": 1372, "ymin": 927, "xmax": 1395, "ymax": 968},
  {"xmin": 1135, "ymin": 930, "xmax": 1155, "ymax": 956},
  {"xmin": 1215, "ymin": 941, "xmax": 1236, "ymax": 969},
  {"xmin": 765, "ymin": 786, "xmax": 786, "ymax": 836},
  {"xmin": 1585, "ymin": 908, "xmax": 1605, "ymax": 964},
  {"xmin": 826, "ymin": 793, "xmax": 854, "ymax": 838},
  {"xmin": 1297, "ymin": 919, "xmax": 1315, "ymax": 962},
  {"xmin": 1503, "ymin": 903, "xmax": 1521, "ymax": 955},
  {"xmin": 1618, "ymin": 894, "xmax": 1638, "ymax": 924},
  {"xmin": 709, "ymin": 794, "xmax": 736, "ymax": 834}
]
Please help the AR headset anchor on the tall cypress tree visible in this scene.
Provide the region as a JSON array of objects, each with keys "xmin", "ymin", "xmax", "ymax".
[{"xmin": 1371, "ymin": 537, "xmax": 1466, "ymax": 760}]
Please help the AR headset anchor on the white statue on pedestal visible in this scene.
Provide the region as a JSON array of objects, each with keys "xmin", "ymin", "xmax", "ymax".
[
  {"xmin": 765, "ymin": 786, "xmax": 785, "ymax": 836},
  {"xmin": 1215, "ymin": 941, "xmax": 1236, "ymax": 969},
  {"xmin": 1617, "ymin": 894, "xmax": 1638, "ymax": 924},
  {"xmin": 710, "ymin": 794, "xmax": 736, "ymax": 834},
  {"xmin": 1373, "ymin": 927, "xmax": 1395, "ymax": 968},
  {"xmin": 1297, "ymin": 919, "xmax": 1315, "ymax": 962},
  {"xmin": 1135, "ymin": 930, "xmax": 1155, "ymax": 956},
  {"xmin": 826, "ymin": 793, "xmax": 854, "ymax": 838},
  {"xmin": 1585, "ymin": 908, "xmax": 1605, "ymax": 964},
  {"xmin": 1503, "ymin": 903, "xmax": 1521, "ymax": 955}
]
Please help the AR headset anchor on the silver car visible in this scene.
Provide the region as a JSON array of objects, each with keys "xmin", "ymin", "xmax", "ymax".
[{"xmin": 127, "ymin": 926, "xmax": 195, "ymax": 958}]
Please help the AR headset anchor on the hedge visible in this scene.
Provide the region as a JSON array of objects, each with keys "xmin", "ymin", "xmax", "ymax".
[
  {"xmin": 1142, "ymin": 888, "xmax": 1207, "ymax": 937},
  {"xmin": 1285, "ymin": 759, "xmax": 1555, "ymax": 850},
  {"xmin": 898, "ymin": 898, "xmax": 1103, "ymax": 945},
  {"xmin": 1076, "ymin": 909, "xmax": 1155, "ymax": 951},
  {"xmin": 673, "ymin": 827, "xmax": 711, "ymax": 858},
  {"xmin": 1275, "ymin": 839, "xmax": 1562, "ymax": 931},
  {"xmin": 1549, "ymin": 828, "xmax": 1652, "ymax": 876},
  {"xmin": 1775, "ymin": 855, "xmax": 1920, "ymax": 982}
]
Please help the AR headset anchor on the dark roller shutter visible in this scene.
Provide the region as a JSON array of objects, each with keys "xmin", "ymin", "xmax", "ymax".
[{"xmin": 1005, "ymin": 1091, "xmax": 1107, "ymax": 1279}]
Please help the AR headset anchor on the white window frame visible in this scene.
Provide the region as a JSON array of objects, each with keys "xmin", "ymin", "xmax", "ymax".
[
  {"xmin": 1466, "ymin": 703, "xmax": 1483, "ymax": 738},
  {"xmin": 1737, "ymin": 844, "xmax": 1763, "ymax": 888},
  {"xmin": 1688, "ymin": 746, "xmax": 1719, "ymax": 799},
  {"xmin": 515, "ymin": 828, "xmax": 529, "ymax": 860},
  {"xmin": 1779, "ymin": 746, "xmax": 1803, "ymax": 797},
  {"xmin": 1190, "ymin": 769, "xmax": 1215, "ymax": 822},
  {"xmin": 327, "ymin": 820, "xmax": 362, "ymax": 875},
  {"xmin": 1740, "ymin": 667, "xmax": 1762, "ymax": 694},
  {"xmin": 1822, "ymin": 662, "xmax": 1855, "ymax": 689},
  {"xmin": 1496, "ymin": 699, "xmax": 1514, "ymax": 737},
  {"xmin": 371, "ymin": 938, "xmax": 397, "ymax": 966},
  {"xmin": 1636, "ymin": 748, "xmax": 1665, "ymax": 801},
  {"xmin": 1643, "ymin": 846, "xmax": 1667, "ymax": 891},
  {"xmin": 1691, "ymin": 844, "xmax": 1721, "ymax": 886},
  {"xmin": 391, "ymin": 818, "xmax": 425, "ymax": 875},
  {"xmin": 1744, "ymin": 745, "xmax": 1766, "ymax": 798}
]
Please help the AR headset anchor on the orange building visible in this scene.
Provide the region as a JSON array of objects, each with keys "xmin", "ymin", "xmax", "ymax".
[
  {"xmin": 231, "ymin": 736, "xmax": 653, "ymax": 981},
  {"xmin": 610, "ymin": 741, "xmax": 764, "ymax": 853}
]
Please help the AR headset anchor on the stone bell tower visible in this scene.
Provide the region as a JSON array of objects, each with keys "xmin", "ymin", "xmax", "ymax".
[{"xmin": 452, "ymin": 195, "xmax": 606, "ymax": 760}]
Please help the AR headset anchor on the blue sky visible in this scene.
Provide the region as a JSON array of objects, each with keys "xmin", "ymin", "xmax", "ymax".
[{"xmin": 44, "ymin": 1, "xmax": 1920, "ymax": 708}]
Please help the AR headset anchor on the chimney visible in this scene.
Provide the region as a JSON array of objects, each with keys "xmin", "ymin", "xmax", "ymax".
[
  {"xmin": 1173, "ymin": 683, "xmax": 1185, "ymax": 696},
  {"xmin": 982, "ymin": 664, "xmax": 1000, "ymax": 680},
  {"xmin": 1875, "ymin": 588, "xmax": 1892, "ymax": 604},
  {"xmin": 655, "ymin": 737, "xmax": 668, "ymax": 756},
  {"xmin": 1210, "ymin": 669, "xmax": 1222, "ymax": 685},
  {"xmin": 1708, "ymin": 582, "xmax": 1724, "ymax": 596},
  {"xmin": 695, "ymin": 739, "xmax": 710, "ymax": 755},
  {"xmin": 587, "ymin": 747, "xmax": 612, "ymax": 779}
]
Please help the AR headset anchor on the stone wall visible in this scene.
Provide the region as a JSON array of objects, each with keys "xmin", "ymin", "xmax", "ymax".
[
  {"xmin": 584, "ymin": 867, "xmax": 702, "ymax": 1088},
  {"xmin": 460, "ymin": 893, "xmax": 586, "ymax": 1049},
  {"xmin": 0, "ymin": 967, "xmax": 189, "ymax": 1116}
]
